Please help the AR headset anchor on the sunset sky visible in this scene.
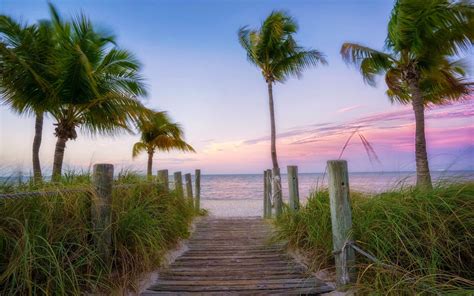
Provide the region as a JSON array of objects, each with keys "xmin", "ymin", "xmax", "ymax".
[{"xmin": 1, "ymin": 0, "xmax": 472, "ymax": 175}]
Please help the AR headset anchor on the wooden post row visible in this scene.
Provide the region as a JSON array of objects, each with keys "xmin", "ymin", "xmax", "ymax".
[
  {"xmin": 185, "ymin": 173, "xmax": 194, "ymax": 207},
  {"xmin": 174, "ymin": 172, "xmax": 184, "ymax": 198},
  {"xmin": 195, "ymin": 169, "xmax": 201, "ymax": 211},
  {"xmin": 287, "ymin": 165, "xmax": 300, "ymax": 211},
  {"xmin": 92, "ymin": 163, "xmax": 113, "ymax": 264},
  {"xmin": 157, "ymin": 169, "xmax": 169, "ymax": 192},
  {"xmin": 327, "ymin": 160, "xmax": 355, "ymax": 289}
]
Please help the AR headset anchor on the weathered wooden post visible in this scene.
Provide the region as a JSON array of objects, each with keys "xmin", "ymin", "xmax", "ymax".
[
  {"xmin": 92, "ymin": 163, "xmax": 113, "ymax": 264},
  {"xmin": 195, "ymin": 169, "xmax": 201, "ymax": 211},
  {"xmin": 265, "ymin": 169, "xmax": 272, "ymax": 218},
  {"xmin": 174, "ymin": 172, "xmax": 184, "ymax": 198},
  {"xmin": 327, "ymin": 160, "xmax": 355, "ymax": 289},
  {"xmin": 272, "ymin": 168, "xmax": 283, "ymax": 217},
  {"xmin": 185, "ymin": 173, "xmax": 194, "ymax": 207},
  {"xmin": 287, "ymin": 165, "xmax": 300, "ymax": 211},
  {"xmin": 157, "ymin": 169, "xmax": 169, "ymax": 192},
  {"xmin": 263, "ymin": 170, "xmax": 268, "ymax": 218}
]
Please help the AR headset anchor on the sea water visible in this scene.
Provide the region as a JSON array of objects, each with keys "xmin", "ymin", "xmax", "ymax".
[
  {"xmin": 198, "ymin": 171, "xmax": 474, "ymax": 201},
  {"xmin": 196, "ymin": 171, "xmax": 473, "ymax": 216}
]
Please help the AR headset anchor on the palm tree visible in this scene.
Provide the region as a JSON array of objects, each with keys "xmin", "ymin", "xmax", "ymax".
[
  {"xmin": 132, "ymin": 111, "xmax": 195, "ymax": 178},
  {"xmin": 341, "ymin": 0, "xmax": 472, "ymax": 189},
  {"xmin": 0, "ymin": 16, "xmax": 56, "ymax": 182},
  {"xmin": 49, "ymin": 6, "xmax": 148, "ymax": 181},
  {"xmin": 238, "ymin": 11, "xmax": 327, "ymax": 214}
]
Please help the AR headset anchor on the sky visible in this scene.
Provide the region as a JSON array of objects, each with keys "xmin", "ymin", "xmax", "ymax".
[{"xmin": 0, "ymin": 0, "xmax": 473, "ymax": 175}]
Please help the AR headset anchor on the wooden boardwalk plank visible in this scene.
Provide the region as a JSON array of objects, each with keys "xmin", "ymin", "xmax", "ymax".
[{"xmin": 142, "ymin": 217, "xmax": 333, "ymax": 295}]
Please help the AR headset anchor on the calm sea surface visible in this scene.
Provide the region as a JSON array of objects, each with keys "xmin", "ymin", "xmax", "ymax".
[
  {"xmin": 2, "ymin": 171, "xmax": 473, "ymax": 202},
  {"xmin": 197, "ymin": 171, "xmax": 474, "ymax": 201}
]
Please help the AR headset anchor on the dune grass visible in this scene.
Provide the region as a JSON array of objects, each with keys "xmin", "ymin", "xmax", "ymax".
[
  {"xmin": 0, "ymin": 172, "xmax": 199, "ymax": 294},
  {"xmin": 273, "ymin": 182, "xmax": 474, "ymax": 294}
]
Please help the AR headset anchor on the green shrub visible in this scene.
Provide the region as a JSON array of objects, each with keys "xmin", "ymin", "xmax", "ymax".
[
  {"xmin": 274, "ymin": 182, "xmax": 474, "ymax": 294},
  {"xmin": 0, "ymin": 178, "xmax": 196, "ymax": 294}
]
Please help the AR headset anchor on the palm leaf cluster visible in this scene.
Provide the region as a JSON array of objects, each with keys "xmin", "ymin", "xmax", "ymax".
[
  {"xmin": 341, "ymin": 0, "xmax": 473, "ymax": 105},
  {"xmin": 238, "ymin": 11, "xmax": 327, "ymax": 83},
  {"xmin": 0, "ymin": 16, "xmax": 56, "ymax": 115}
]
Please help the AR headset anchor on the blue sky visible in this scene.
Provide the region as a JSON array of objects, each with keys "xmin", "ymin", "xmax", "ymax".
[{"xmin": 1, "ymin": 0, "xmax": 472, "ymax": 174}]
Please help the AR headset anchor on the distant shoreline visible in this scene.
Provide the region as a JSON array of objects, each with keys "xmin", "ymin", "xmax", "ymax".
[{"xmin": 1, "ymin": 170, "xmax": 474, "ymax": 179}]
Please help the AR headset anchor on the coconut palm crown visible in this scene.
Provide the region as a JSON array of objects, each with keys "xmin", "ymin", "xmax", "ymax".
[
  {"xmin": 132, "ymin": 111, "xmax": 195, "ymax": 178},
  {"xmin": 341, "ymin": 0, "xmax": 473, "ymax": 189},
  {"xmin": 49, "ymin": 5, "xmax": 148, "ymax": 181}
]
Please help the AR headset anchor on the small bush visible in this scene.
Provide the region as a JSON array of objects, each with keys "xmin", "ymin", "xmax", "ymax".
[{"xmin": 274, "ymin": 182, "xmax": 474, "ymax": 294}]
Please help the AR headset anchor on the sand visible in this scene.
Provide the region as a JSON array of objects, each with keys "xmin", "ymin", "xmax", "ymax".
[{"xmin": 201, "ymin": 199, "xmax": 264, "ymax": 217}]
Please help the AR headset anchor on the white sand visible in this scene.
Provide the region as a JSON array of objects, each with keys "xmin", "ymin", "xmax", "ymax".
[{"xmin": 201, "ymin": 199, "xmax": 264, "ymax": 217}]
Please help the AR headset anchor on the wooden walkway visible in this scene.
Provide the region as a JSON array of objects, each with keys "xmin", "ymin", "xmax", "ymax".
[{"xmin": 142, "ymin": 217, "xmax": 333, "ymax": 295}]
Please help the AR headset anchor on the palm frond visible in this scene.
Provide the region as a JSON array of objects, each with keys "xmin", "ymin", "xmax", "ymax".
[
  {"xmin": 420, "ymin": 58, "xmax": 473, "ymax": 104},
  {"xmin": 387, "ymin": 0, "xmax": 473, "ymax": 55},
  {"xmin": 237, "ymin": 26, "xmax": 259, "ymax": 67},
  {"xmin": 341, "ymin": 43, "xmax": 395, "ymax": 86},
  {"xmin": 151, "ymin": 136, "xmax": 195, "ymax": 153},
  {"xmin": 132, "ymin": 141, "xmax": 148, "ymax": 158},
  {"xmin": 273, "ymin": 49, "xmax": 327, "ymax": 82},
  {"xmin": 385, "ymin": 67, "xmax": 411, "ymax": 104}
]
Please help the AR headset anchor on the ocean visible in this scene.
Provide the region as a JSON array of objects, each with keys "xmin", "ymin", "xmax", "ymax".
[{"xmin": 198, "ymin": 171, "xmax": 474, "ymax": 201}]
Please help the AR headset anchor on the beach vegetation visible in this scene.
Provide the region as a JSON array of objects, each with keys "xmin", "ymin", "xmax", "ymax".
[
  {"xmin": 0, "ymin": 171, "xmax": 196, "ymax": 294},
  {"xmin": 273, "ymin": 182, "xmax": 474, "ymax": 294}
]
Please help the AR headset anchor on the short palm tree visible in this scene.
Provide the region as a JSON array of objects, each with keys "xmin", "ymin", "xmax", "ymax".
[
  {"xmin": 341, "ymin": 0, "xmax": 472, "ymax": 189},
  {"xmin": 238, "ymin": 10, "xmax": 327, "ymax": 214},
  {"xmin": 0, "ymin": 16, "xmax": 56, "ymax": 182},
  {"xmin": 132, "ymin": 111, "xmax": 195, "ymax": 178},
  {"xmin": 49, "ymin": 7, "xmax": 148, "ymax": 181}
]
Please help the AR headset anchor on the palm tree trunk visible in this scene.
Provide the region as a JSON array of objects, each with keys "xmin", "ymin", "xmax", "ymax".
[
  {"xmin": 267, "ymin": 82, "xmax": 279, "ymax": 169},
  {"xmin": 32, "ymin": 111, "xmax": 43, "ymax": 182},
  {"xmin": 409, "ymin": 80, "xmax": 433, "ymax": 190},
  {"xmin": 147, "ymin": 150, "xmax": 154, "ymax": 179},
  {"xmin": 267, "ymin": 81, "xmax": 283, "ymax": 217},
  {"xmin": 52, "ymin": 136, "xmax": 68, "ymax": 182}
]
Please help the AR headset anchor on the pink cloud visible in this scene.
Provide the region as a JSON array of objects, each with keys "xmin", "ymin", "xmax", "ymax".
[
  {"xmin": 233, "ymin": 100, "xmax": 473, "ymax": 169},
  {"xmin": 194, "ymin": 100, "xmax": 473, "ymax": 172},
  {"xmin": 243, "ymin": 99, "xmax": 473, "ymax": 147},
  {"xmin": 337, "ymin": 104, "xmax": 364, "ymax": 113}
]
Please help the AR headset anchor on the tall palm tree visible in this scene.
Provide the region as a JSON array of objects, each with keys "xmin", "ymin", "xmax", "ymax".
[
  {"xmin": 132, "ymin": 111, "xmax": 195, "ymax": 178},
  {"xmin": 341, "ymin": 0, "xmax": 473, "ymax": 189},
  {"xmin": 49, "ymin": 6, "xmax": 148, "ymax": 181},
  {"xmin": 238, "ymin": 11, "xmax": 327, "ymax": 214},
  {"xmin": 0, "ymin": 16, "xmax": 56, "ymax": 182}
]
